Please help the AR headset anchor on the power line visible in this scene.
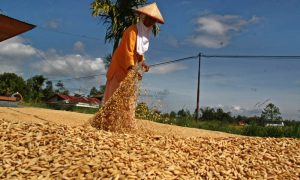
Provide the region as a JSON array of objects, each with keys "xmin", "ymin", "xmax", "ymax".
[
  {"xmin": 48, "ymin": 55, "xmax": 199, "ymax": 82},
  {"xmin": 149, "ymin": 55, "xmax": 199, "ymax": 67},
  {"xmin": 202, "ymin": 54, "xmax": 300, "ymax": 59},
  {"xmin": 47, "ymin": 53, "xmax": 300, "ymax": 82}
]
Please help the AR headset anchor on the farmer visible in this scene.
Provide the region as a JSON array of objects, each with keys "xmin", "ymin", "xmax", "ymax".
[{"xmin": 103, "ymin": 2, "xmax": 165, "ymax": 103}]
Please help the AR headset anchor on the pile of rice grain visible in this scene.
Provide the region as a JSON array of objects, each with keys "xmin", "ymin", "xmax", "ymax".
[
  {"xmin": 89, "ymin": 69, "xmax": 139, "ymax": 132},
  {"xmin": 1, "ymin": 118, "xmax": 299, "ymax": 179}
]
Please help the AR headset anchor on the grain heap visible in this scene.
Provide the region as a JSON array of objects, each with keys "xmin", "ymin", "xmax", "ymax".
[
  {"xmin": 89, "ymin": 68, "xmax": 139, "ymax": 132},
  {"xmin": 1, "ymin": 118, "xmax": 299, "ymax": 179}
]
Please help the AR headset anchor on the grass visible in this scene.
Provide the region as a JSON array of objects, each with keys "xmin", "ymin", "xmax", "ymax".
[
  {"xmin": 242, "ymin": 123, "xmax": 300, "ymax": 138},
  {"xmin": 141, "ymin": 114, "xmax": 300, "ymax": 138}
]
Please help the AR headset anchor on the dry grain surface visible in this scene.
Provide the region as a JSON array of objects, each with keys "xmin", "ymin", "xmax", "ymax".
[
  {"xmin": 1, "ymin": 117, "xmax": 299, "ymax": 179},
  {"xmin": 0, "ymin": 107, "xmax": 238, "ymax": 138}
]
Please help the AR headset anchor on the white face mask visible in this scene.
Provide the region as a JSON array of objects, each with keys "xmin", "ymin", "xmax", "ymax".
[{"xmin": 136, "ymin": 15, "xmax": 152, "ymax": 55}]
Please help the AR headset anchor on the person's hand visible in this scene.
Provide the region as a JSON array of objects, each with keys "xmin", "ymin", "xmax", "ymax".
[
  {"xmin": 127, "ymin": 65, "xmax": 134, "ymax": 71},
  {"xmin": 137, "ymin": 54, "xmax": 144, "ymax": 62},
  {"xmin": 142, "ymin": 63, "xmax": 150, "ymax": 72}
]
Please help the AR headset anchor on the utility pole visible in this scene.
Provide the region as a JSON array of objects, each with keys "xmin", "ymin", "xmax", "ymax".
[{"xmin": 195, "ymin": 53, "xmax": 201, "ymax": 119}]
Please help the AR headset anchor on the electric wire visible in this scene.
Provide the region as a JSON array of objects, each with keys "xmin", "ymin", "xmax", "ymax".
[{"xmin": 48, "ymin": 54, "xmax": 300, "ymax": 82}]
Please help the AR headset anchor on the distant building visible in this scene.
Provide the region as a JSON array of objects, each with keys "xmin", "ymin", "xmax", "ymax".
[
  {"xmin": 47, "ymin": 94, "xmax": 102, "ymax": 109},
  {"xmin": 238, "ymin": 120, "xmax": 246, "ymax": 126},
  {"xmin": 0, "ymin": 92, "xmax": 23, "ymax": 107},
  {"xmin": 265, "ymin": 122, "xmax": 285, "ymax": 127},
  {"xmin": 0, "ymin": 96, "xmax": 18, "ymax": 107}
]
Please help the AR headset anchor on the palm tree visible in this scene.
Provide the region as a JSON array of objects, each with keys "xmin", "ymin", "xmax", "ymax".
[
  {"xmin": 91, "ymin": 0, "xmax": 160, "ymax": 54},
  {"xmin": 103, "ymin": 53, "xmax": 112, "ymax": 70}
]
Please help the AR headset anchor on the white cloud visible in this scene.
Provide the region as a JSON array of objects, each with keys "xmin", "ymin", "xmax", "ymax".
[
  {"xmin": 73, "ymin": 41, "xmax": 85, "ymax": 53},
  {"xmin": 32, "ymin": 54, "xmax": 106, "ymax": 77},
  {"xmin": 0, "ymin": 37, "xmax": 105, "ymax": 82},
  {"xmin": 149, "ymin": 63, "xmax": 187, "ymax": 74},
  {"xmin": 232, "ymin": 106, "xmax": 241, "ymax": 111},
  {"xmin": 0, "ymin": 37, "xmax": 106, "ymax": 95},
  {"xmin": 45, "ymin": 19, "xmax": 61, "ymax": 29},
  {"xmin": 217, "ymin": 104, "xmax": 224, "ymax": 108},
  {"xmin": 188, "ymin": 14, "xmax": 261, "ymax": 48},
  {"xmin": 190, "ymin": 35, "xmax": 229, "ymax": 48},
  {"xmin": 44, "ymin": 48, "xmax": 58, "ymax": 57},
  {"xmin": 0, "ymin": 37, "xmax": 37, "ymax": 73},
  {"xmin": 0, "ymin": 37, "xmax": 36, "ymax": 58}
]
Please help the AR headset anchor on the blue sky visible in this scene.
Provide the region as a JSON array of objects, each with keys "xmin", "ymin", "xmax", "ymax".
[{"xmin": 1, "ymin": 0, "xmax": 300, "ymax": 119}]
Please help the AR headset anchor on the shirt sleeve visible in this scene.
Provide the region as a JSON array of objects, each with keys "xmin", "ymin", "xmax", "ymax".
[{"xmin": 120, "ymin": 27, "xmax": 136, "ymax": 70}]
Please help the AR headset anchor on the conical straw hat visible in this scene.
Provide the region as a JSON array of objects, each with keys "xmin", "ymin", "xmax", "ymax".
[{"xmin": 134, "ymin": 2, "xmax": 164, "ymax": 24}]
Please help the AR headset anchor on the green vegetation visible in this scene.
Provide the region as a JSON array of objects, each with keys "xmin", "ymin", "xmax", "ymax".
[
  {"xmin": 0, "ymin": 72, "xmax": 56, "ymax": 103},
  {"xmin": 135, "ymin": 102, "xmax": 300, "ymax": 138},
  {"xmin": 0, "ymin": 72, "xmax": 101, "ymax": 115},
  {"xmin": 0, "ymin": 73, "xmax": 103, "ymax": 103}
]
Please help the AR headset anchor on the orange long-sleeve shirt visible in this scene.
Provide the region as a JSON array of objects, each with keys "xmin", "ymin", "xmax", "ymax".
[{"xmin": 106, "ymin": 24, "xmax": 144, "ymax": 82}]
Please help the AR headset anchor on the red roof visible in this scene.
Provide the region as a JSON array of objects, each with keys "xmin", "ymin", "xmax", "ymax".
[
  {"xmin": 54, "ymin": 94, "xmax": 101, "ymax": 104},
  {"xmin": 0, "ymin": 96, "xmax": 17, "ymax": 101}
]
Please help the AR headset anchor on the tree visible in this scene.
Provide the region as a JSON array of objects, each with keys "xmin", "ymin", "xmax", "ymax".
[
  {"xmin": 0, "ymin": 73, "xmax": 26, "ymax": 96},
  {"xmin": 43, "ymin": 80, "xmax": 55, "ymax": 100},
  {"xmin": 91, "ymin": 0, "xmax": 160, "ymax": 54},
  {"xmin": 55, "ymin": 80, "xmax": 69, "ymax": 95},
  {"xmin": 89, "ymin": 86, "xmax": 99, "ymax": 97},
  {"xmin": 177, "ymin": 109, "xmax": 191, "ymax": 118},
  {"xmin": 99, "ymin": 85, "xmax": 106, "ymax": 94},
  {"xmin": 200, "ymin": 107, "xmax": 215, "ymax": 120},
  {"xmin": 161, "ymin": 113, "xmax": 169, "ymax": 118},
  {"xmin": 26, "ymin": 75, "xmax": 46, "ymax": 102},
  {"xmin": 169, "ymin": 111, "xmax": 176, "ymax": 119},
  {"xmin": 261, "ymin": 103, "xmax": 282, "ymax": 122},
  {"xmin": 215, "ymin": 108, "xmax": 233, "ymax": 122}
]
